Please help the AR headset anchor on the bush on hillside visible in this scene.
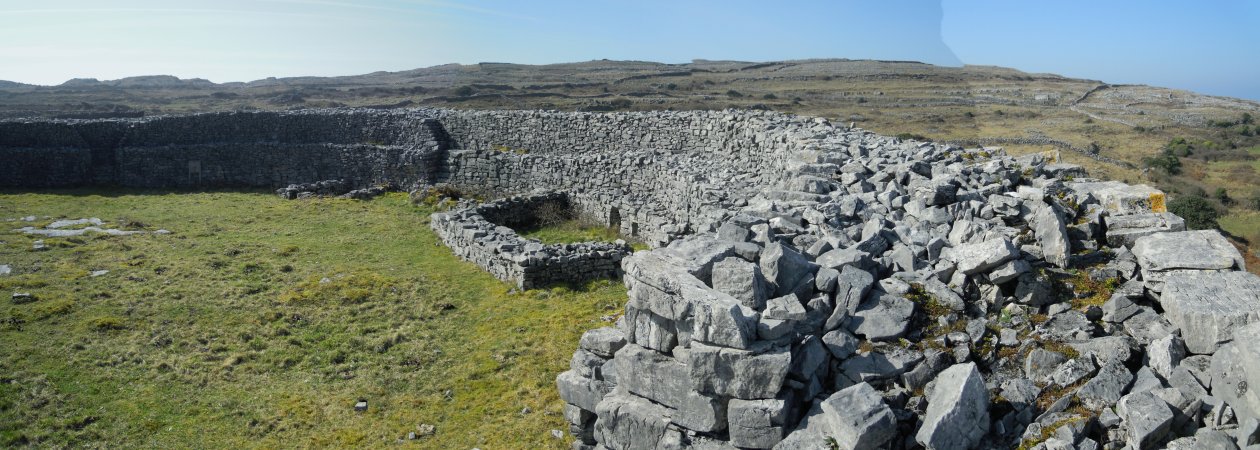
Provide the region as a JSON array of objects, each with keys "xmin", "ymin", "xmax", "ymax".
[{"xmin": 1167, "ymin": 194, "xmax": 1221, "ymax": 230}]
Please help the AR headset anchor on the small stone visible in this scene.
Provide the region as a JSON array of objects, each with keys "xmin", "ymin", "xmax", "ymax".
[
  {"xmin": 11, "ymin": 292, "xmax": 35, "ymax": 304},
  {"xmin": 90, "ymin": 270, "xmax": 109, "ymax": 277},
  {"xmin": 417, "ymin": 423, "xmax": 436, "ymax": 436},
  {"xmin": 1146, "ymin": 334, "xmax": 1185, "ymax": 379},
  {"xmin": 354, "ymin": 400, "xmax": 368, "ymax": 412}
]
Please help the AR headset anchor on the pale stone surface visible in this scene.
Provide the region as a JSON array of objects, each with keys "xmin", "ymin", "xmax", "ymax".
[
  {"xmin": 952, "ymin": 237, "xmax": 1020, "ymax": 275},
  {"xmin": 916, "ymin": 363, "xmax": 989, "ymax": 450},
  {"xmin": 1116, "ymin": 391, "xmax": 1175, "ymax": 450},
  {"xmin": 1132, "ymin": 229, "xmax": 1245, "ymax": 291},
  {"xmin": 1159, "ymin": 270, "xmax": 1260, "ymax": 354}
]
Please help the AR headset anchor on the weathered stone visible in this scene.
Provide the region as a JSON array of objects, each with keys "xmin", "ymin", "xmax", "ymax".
[
  {"xmin": 1077, "ymin": 362, "xmax": 1135, "ymax": 411},
  {"xmin": 717, "ymin": 222, "xmax": 752, "ymax": 243},
  {"xmin": 1033, "ymin": 203, "xmax": 1071, "ymax": 268},
  {"xmin": 815, "ymin": 247, "xmax": 869, "ymax": 271},
  {"xmin": 764, "ymin": 294, "xmax": 807, "ymax": 322},
  {"xmin": 593, "ymin": 393, "xmax": 674, "ymax": 450},
  {"xmin": 990, "ymin": 258, "xmax": 1030, "ymax": 284},
  {"xmin": 1101, "ymin": 292, "xmax": 1140, "ymax": 323},
  {"xmin": 848, "ymin": 291, "xmax": 914, "ymax": 341},
  {"xmin": 1214, "ymin": 323, "xmax": 1260, "ymax": 424},
  {"xmin": 760, "ymin": 242, "xmax": 819, "ymax": 298},
  {"xmin": 1116, "ymin": 391, "xmax": 1175, "ymax": 449},
  {"xmin": 1001, "ymin": 378, "xmax": 1043, "ymax": 412},
  {"xmin": 1066, "ymin": 180, "xmax": 1167, "ymax": 216},
  {"xmin": 817, "ymin": 382, "xmax": 897, "ymax": 450},
  {"xmin": 840, "ymin": 347, "xmax": 924, "ymax": 383},
  {"xmin": 688, "ymin": 342, "xmax": 791, "ymax": 400},
  {"xmin": 1068, "ymin": 336, "xmax": 1136, "ymax": 366},
  {"xmin": 1049, "ymin": 356, "xmax": 1098, "ymax": 388},
  {"xmin": 579, "ymin": 327, "xmax": 627, "ymax": 358},
  {"xmin": 1103, "ymin": 212, "xmax": 1185, "ymax": 248},
  {"xmin": 1025, "ymin": 348, "xmax": 1069, "ymax": 384},
  {"xmin": 710, "ymin": 257, "xmax": 770, "ymax": 311},
  {"xmin": 613, "ymin": 345, "xmax": 726, "ymax": 432},
  {"xmin": 821, "ymin": 329, "xmax": 859, "ymax": 360},
  {"xmin": 952, "ymin": 238, "xmax": 1020, "ymax": 275},
  {"xmin": 1147, "ymin": 334, "xmax": 1186, "ymax": 379},
  {"xmin": 1014, "ymin": 270, "xmax": 1055, "ymax": 306},
  {"xmin": 727, "ymin": 398, "xmax": 788, "ymax": 449},
  {"xmin": 1159, "ymin": 270, "xmax": 1260, "ymax": 354},
  {"xmin": 824, "ymin": 266, "xmax": 874, "ymax": 332},
  {"xmin": 1132, "ymin": 230, "xmax": 1245, "ymax": 291},
  {"xmin": 558, "ymin": 370, "xmax": 614, "ymax": 412},
  {"xmin": 916, "ymin": 363, "xmax": 989, "ymax": 450},
  {"xmin": 685, "ymin": 282, "xmax": 760, "ymax": 349}
]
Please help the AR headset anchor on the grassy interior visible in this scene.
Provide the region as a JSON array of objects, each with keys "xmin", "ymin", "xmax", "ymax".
[
  {"xmin": 0, "ymin": 190, "xmax": 625, "ymax": 449},
  {"xmin": 517, "ymin": 219, "xmax": 651, "ymax": 252}
]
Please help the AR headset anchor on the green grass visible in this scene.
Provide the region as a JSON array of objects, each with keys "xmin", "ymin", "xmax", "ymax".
[
  {"xmin": 1221, "ymin": 211, "xmax": 1260, "ymax": 247},
  {"xmin": 0, "ymin": 190, "xmax": 625, "ymax": 449},
  {"xmin": 519, "ymin": 219, "xmax": 648, "ymax": 250}
]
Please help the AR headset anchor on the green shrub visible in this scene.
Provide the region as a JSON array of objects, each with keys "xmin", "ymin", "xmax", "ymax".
[
  {"xmin": 1167, "ymin": 195, "xmax": 1221, "ymax": 230},
  {"xmin": 1143, "ymin": 149, "xmax": 1182, "ymax": 175},
  {"xmin": 726, "ymin": 90, "xmax": 743, "ymax": 98},
  {"xmin": 1215, "ymin": 187, "xmax": 1231, "ymax": 204},
  {"xmin": 453, "ymin": 85, "xmax": 474, "ymax": 97}
]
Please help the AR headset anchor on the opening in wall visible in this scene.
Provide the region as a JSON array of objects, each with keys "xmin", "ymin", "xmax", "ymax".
[{"xmin": 608, "ymin": 207, "xmax": 621, "ymax": 229}]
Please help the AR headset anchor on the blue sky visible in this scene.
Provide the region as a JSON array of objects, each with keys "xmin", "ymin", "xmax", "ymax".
[{"xmin": 1, "ymin": 0, "xmax": 1256, "ymax": 100}]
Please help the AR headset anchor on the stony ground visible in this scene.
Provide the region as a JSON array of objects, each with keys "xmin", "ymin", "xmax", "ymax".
[{"xmin": 0, "ymin": 191, "xmax": 624, "ymax": 449}]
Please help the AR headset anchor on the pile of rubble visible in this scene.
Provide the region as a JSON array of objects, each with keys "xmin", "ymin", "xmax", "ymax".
[
  {"xmin": 558, "ymin": 140, "xmax": 1260, "ymax": 449},
  {"xmin": 275, "ymin": 179, "xmax": 390, "ymax": 200}
]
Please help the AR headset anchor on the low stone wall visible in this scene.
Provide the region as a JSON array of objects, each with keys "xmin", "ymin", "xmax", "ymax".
[{"xmin": 429, "ymin": 192, "xmax": 632, "ymax": 289}]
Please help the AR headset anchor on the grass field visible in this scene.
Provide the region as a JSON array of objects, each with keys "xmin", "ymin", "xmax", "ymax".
[{"xmin": 0, "ymin": 191, "xmax": 625, "ymax": 449}]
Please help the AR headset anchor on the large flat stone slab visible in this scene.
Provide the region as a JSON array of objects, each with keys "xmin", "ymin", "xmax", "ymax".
[
  {"xmin": 1132, "ymin": 230, "xmax": 1245, "ymax": 291},
  {"xmin": 1067, "ymin": 180, "xmax": 1167, "ymax": 215},
  {"xmin": 1103, "ymin": 212, "xmax": 1185, "ymax": 248},
  {"xmin": 1160, "ymin": 270, "xmax": 1260, "ymax": 354}
]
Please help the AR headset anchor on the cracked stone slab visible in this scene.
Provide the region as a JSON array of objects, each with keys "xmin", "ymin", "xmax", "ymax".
[{"xmin": 1159, "ymin": 270, "xmax": 1260, "ymax": 354}]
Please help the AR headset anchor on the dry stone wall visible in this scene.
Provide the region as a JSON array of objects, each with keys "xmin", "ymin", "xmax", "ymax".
[
  {"xmin": 429, "ymin": 192, "xmax": 631, "ymax": 289},
  {"xmin": 5, "ymin": 107, "xmax": 1260, "ymax": 449},
  {"xmin": 0, "ymin": 110, "xmax": 447, "ymax": 188}
]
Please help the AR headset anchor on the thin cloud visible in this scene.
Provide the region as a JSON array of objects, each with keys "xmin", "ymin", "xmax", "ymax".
[
  {"xmin": 0, "ymin": 7, "xmax": 318, "ymax": 18},
  {"xmin": 398, "ymin": 0, "xmax": 538, "ymax": 21}
]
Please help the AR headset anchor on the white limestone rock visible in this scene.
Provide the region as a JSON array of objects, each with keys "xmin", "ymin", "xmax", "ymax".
[
  {"xmin": 1158, "ymin": 270, "xmax": 1260, "ymax": 354},
  {"xmin": 916, "ymin": 362, "xmax": 989, "ymax": 450}
]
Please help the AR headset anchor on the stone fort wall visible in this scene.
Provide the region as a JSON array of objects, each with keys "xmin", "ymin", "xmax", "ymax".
[{"xmin": 0, "ymin": 108, "xmax": 837, "ymax": 244}]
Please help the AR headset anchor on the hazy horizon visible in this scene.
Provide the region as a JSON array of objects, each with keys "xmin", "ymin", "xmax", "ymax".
[{"xmin": 2, "ymin": 0, "xmax": 1257, "ymax": 100}]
